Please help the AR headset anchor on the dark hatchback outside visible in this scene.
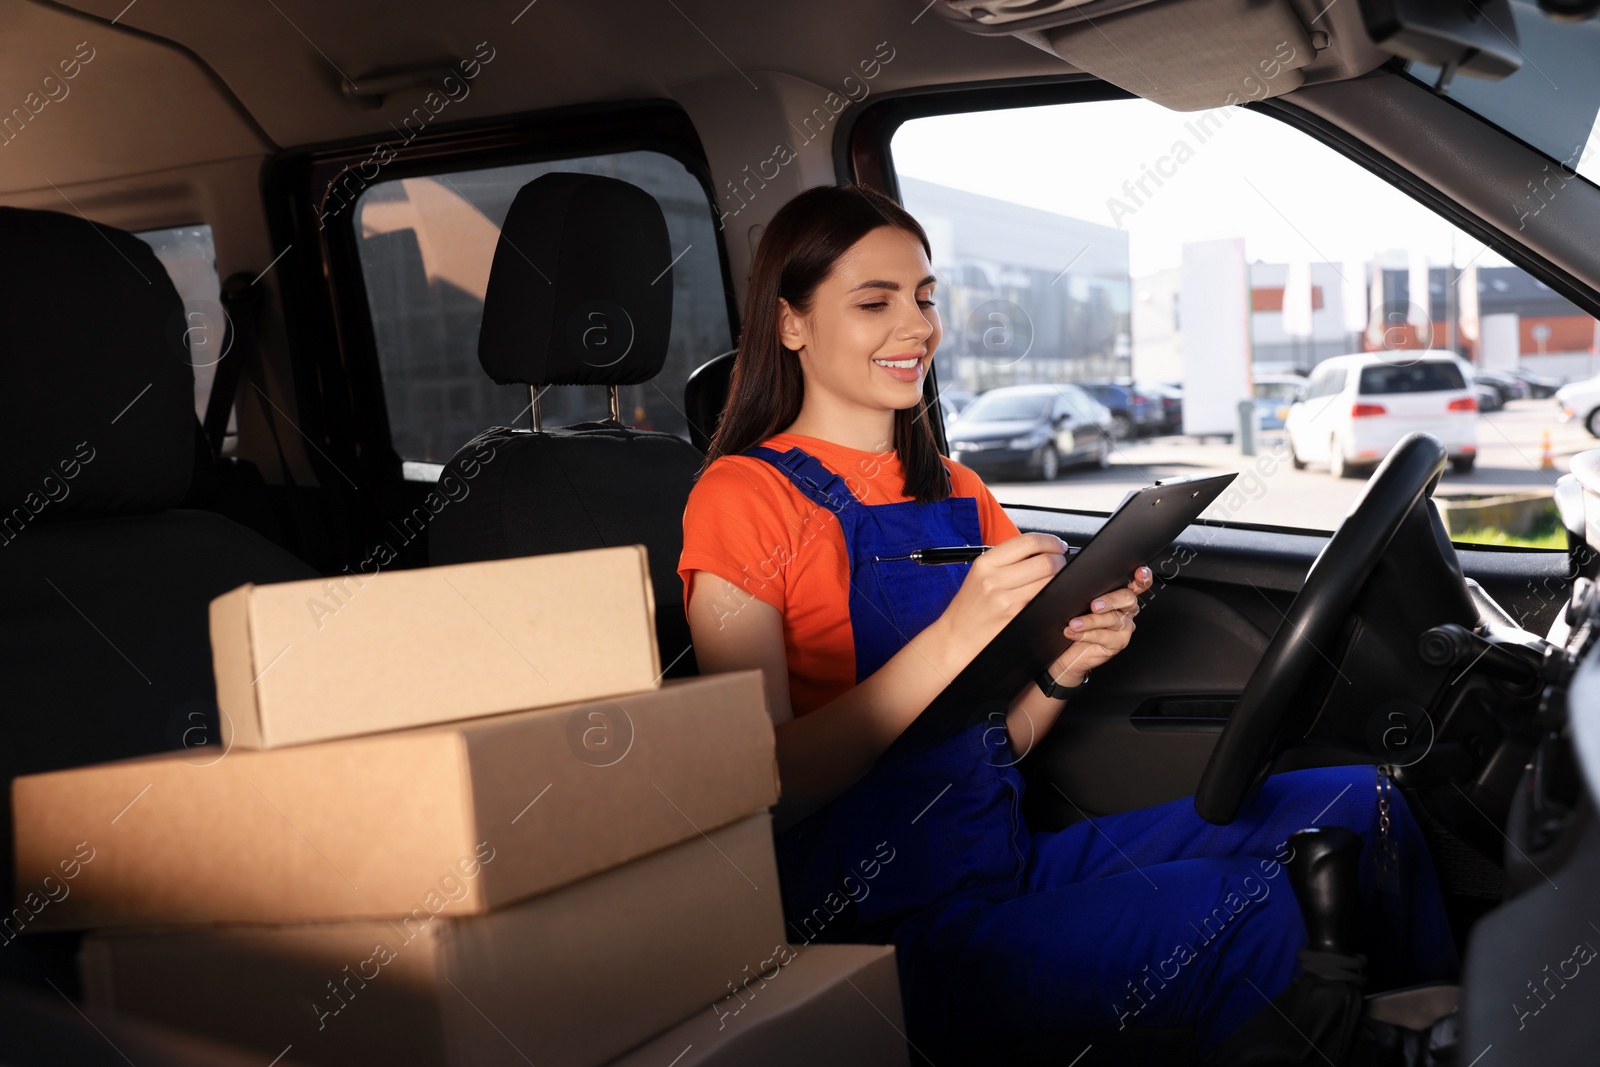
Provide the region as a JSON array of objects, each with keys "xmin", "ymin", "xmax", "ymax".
[{"xmin": 947, "ymin": 384, "xmax": 1113, "ymax": 481}]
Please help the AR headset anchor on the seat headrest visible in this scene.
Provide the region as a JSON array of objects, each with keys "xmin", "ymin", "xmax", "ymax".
[
  {"xmin": 478, "ymin": 173, "xmax": 673, "ymax": 388},
  {"xmin": 0, "ymin": 207, "xmax": 198, "ymax": 525}
]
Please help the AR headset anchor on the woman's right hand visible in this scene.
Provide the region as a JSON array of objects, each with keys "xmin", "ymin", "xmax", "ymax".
[{"xmin": 935, "ymin": 532, "xmax": 1071, "ymax": 664}]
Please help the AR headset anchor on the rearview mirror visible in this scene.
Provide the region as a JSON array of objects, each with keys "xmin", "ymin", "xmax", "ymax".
[{"xmin": 1361, "ymin": 0, "xmax": 1522, "ymax": 83}]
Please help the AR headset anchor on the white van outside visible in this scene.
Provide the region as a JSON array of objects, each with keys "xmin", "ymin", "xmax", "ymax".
[{"xmin": 1285, "ymin": 351, "xmax": 1479, "ymax": 477}]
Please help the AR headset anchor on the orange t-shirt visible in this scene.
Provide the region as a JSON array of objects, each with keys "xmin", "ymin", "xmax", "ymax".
[{"xmin": 677, "ymin": 432, "xmax": 1022, "ymax": 718}]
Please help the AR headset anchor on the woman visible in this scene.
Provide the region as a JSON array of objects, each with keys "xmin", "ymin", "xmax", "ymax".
[{"xmin": 677, "ymin": 184, "xmax": 1457, "ymax": 1061}]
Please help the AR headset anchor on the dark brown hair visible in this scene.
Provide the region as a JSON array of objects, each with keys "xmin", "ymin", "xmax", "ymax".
[{"xmin": 700, "ymin": 183, "xmax": 948, "ymax": 503}]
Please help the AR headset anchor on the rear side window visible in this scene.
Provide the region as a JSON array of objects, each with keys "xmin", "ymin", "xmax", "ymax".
[
  {"xmin": 1359, "ymin": 362, "xmax": 1466, "ymax": 394},
  {"xmin": 135, "ymin": 224, "xmax": 228, "ymax": 428},
  {"xmin": 354, "ymin": 151, "xmax": 732, "ymax": 465}
]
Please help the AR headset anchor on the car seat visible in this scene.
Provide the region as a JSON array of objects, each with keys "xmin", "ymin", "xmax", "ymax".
[
  {"xmin": 426, "ymin": 173, "xmax": 702, "ymax": 679},
  {"xmin": 0, "ymin": 206, "xmax": 317, "ymax": 991}
]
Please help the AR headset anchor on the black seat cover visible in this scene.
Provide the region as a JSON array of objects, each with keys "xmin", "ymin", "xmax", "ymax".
[
  {"xmin": 0, "ymin": 207, "xmax": 315, "ymax": 988},
  {"xmin": 429, "ymin": 173, "xmax": 703, "ymax": 678}
]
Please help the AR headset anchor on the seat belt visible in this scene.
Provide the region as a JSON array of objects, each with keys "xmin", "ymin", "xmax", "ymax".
[
  {"xmin": 206, "ymin": 273, "xmax": 257, "ymax": 458},
  {"xmin": 216, "ymin": 273, "xmax": 297, "ymax": 489},
  {"xmin": 215, "ymin": 268, "xmax": 326, "ymax": 565}
]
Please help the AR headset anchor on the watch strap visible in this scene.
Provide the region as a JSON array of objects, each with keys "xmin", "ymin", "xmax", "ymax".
[{"xmin": 1036, "ymin": 666, "xmax": 1087, "ymax": 700}]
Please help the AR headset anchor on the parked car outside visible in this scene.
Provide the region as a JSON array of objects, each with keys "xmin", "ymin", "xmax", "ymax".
[
  {"xmin": 943, "ymin": 389, "xmax": 977, "ymax": 415},
  {"xmin": 1285, "ymin": 351, "xmax": 1478, "ymax": 477},
  {"xmin": 948, "ymin": 384, "xmax": 1113, "ymax": 480},
  {"xmin": 1077, "ymin": 381, "xmax": 1157, "ymax": 439},
  {"xmin": 1136, "ymin": 380, "xmax": 1183, "ymax": 434},
  {"xmin": 1556, "ymin": 375, "xmax": 1600, "ymax": 437},
  {"xmin": 1471, "ymin": 369, "xmax": 1526, "ymax": 404},
  {"xmin": 1510, "ymin": 367, "xmax": 1564, "ymax": 398},
  {"xmin": 939, "ymin": 395, "xmax": 962, "ymax": 426},
  {"xmin": 1472, "ymin": 381, "xmax": 1505, "ymax": 413},
  {"xmin": 1252, "ymin": 374, "xmax": 1306, "ymax": 431}
]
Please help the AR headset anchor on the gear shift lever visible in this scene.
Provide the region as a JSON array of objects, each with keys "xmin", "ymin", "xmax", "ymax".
[{"xmin": 1285, "ymin": 826, "xmax": 1361, "ymax": 955}]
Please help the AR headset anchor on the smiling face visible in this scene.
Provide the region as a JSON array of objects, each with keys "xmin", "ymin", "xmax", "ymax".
[{"xmin": 777, "ymin": 225, "xmax": 941, "ymax": 431}]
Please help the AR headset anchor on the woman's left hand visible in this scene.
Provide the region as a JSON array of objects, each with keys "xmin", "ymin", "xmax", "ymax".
[{"xmin": 1046, "ymin": 565, "xmax": 1154, "ymax": 686}]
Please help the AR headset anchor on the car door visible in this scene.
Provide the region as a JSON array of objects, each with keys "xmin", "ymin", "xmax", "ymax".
[
  {"xmin": 1287, "ymin": 367, "xmax": 1330, "ymax": 461},
  {"xmin": 1285, "ymin": 370, "xmax": 1316, "ymax": 457},
  {"xmin": 1052, "ymin": 387, "xmax": 1090, "ymax": 459},
  {"xmin": 1302, "ymin": 366, "xmax": 1348, "ymax": 461}
]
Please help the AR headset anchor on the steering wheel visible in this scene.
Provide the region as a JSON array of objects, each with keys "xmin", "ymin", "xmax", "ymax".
[{"xmin": 1193, "ymin": 432, "xmax": 1449, "ymax": 824}]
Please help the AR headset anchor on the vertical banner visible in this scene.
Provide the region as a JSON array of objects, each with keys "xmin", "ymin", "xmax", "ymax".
[
  {"xmin": 1366, "ymin": 255, "xmax": 1386, "ymax": 349},
  {"xmin": 1341, "ymin": 258, "xmax": 1368, "ymax": 337},
  {"xmin": 1180, "ymin": 238, "xmax": 1251, "ymax": 436},
  {"xmin": 1457, "ymin": 264, "xmax": 1480, "ymax": 349},
  {"xmin": 1480, "ymin": 313, "xmax": 1520, "ymax": 372},
  {"xmin": 1407, "ymin": 253, "xmax": 1431, "ymax": 334},
  {"xmin": 1282, "ymin": 259, "xmax": 1313, "ymax": 339}
]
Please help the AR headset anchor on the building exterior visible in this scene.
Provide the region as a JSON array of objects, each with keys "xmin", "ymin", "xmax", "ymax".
[
  {"xmin": 1247, "ymin": 261, "xmax": 1365, "ymax": 372},
  {"xmin": 898, "ymin": 177, "xmax": 1132, "ymax": 394},
  {"xmin": 1133, "ymin": 255, "xmax": 1600, "ymax": 384}
]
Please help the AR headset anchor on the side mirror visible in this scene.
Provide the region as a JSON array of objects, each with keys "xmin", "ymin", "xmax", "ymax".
[{"xmin": 1292, "ymin": 387, "xmax": 1307, "ymax": 404}]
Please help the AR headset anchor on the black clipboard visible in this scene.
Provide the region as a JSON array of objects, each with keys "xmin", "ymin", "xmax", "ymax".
[{"xmin": 885, "ymin": 470, "xmax": 1239, "ymax": 755}]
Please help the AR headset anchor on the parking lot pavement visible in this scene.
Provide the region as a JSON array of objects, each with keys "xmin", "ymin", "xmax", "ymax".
[{"xmin": 984, "ymin": 399, "xmax": 1590, "ymax": 532}]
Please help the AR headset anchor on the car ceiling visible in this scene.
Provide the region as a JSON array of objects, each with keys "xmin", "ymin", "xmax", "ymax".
[
  {"xmin": 5, "ymin": 0, "xmax": 1072, "ymax": 194},
  {"xmin": 9, "ymin": 0, "xmax": 1401, "ymax": 195}
]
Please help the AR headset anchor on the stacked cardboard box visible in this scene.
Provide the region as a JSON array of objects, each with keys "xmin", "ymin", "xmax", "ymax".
[
  {"xmin": 605, "ymin": 943, "xmax": 908, "ymax": 1067},
  {"xmin": 10, "ymin": 546, "xmax": 904, "ymax": 1065}
]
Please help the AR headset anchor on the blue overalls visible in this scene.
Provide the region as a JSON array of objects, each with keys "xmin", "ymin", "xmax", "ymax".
[{"xmin": 744, "ymin": 444, "xmax": 1459, "ymax": 1055}]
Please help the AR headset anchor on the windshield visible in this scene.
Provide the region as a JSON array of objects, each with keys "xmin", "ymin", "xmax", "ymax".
[
  {"xmin": 963, "ymin": 392, "xmax": 1051, "ymax": 421},
  {"xmin": 893, "ymin": 95, "xmax": 1595, "ymax": 548},
  {"xmin": 1407, "ymin": 1, "xmax": 1600, "ymax": 188},
  {"xmin": 1359, "ymin": 362, "xmax": 1468, "ymax": 394}
]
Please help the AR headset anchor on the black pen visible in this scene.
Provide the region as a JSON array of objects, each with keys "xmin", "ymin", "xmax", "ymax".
[
  {"xmin": 910, "ymin": 545, "xmax": 992, "ymax": 564},
  {"xmin": 880, "ymin": 544, "xmax": 1081, "ymax": 565}
]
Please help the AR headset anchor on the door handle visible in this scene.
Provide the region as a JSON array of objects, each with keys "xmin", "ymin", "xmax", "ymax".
[{"xmin": 1129, "ymin": 695, "xmax": 1236, "ymax": 732}]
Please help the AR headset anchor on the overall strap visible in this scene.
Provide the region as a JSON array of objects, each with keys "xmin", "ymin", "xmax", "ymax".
[{"xmin": 742, "ymin": 445, "xmax": 862, "ymax": 515}]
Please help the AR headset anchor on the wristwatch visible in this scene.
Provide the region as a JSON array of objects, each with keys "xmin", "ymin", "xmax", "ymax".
[{"xmin": 1036, "ymin": 666, "xmax": 1088, "ymax": 700}]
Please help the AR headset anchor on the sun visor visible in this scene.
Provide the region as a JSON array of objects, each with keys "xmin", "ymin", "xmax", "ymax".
[{"xmin": 1039, "ymin": 0, "xmax": 1317, "ymax": 112}]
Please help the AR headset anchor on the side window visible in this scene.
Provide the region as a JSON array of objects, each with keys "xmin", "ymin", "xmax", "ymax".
[
  {"xmin": 1304, "ymin": 369, "xmax": 1331, "ymax": 400},
  {"xmin": 353, "ymin": 151, "xmax": 732, "ymax": 466},
  {"xmin": 135, "ymin": 224, "xmax": 229, "ymax": 431},
  {"xmin": 892, "ymin": 97, "xmax": 1599, "ymax": 543}
]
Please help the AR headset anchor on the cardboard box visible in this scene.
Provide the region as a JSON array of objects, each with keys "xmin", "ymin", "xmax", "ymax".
[
  {"xmin": 607, "ymin": 943, "xmax": 908, "ymax": 1067},
  {"xmin": 211, "ymin": 545, "xmax": 660, "ymax": 748},
  {"xmin": 2, "ymin": 984, "xmax": 318, "ymax": 1067},
  {"xmin": 83, "ymin": 813, "xmax": 787, "ymax": 1067},
  {"xmin": 13, "ymin": 672, "xmax": 775, "ymax": 930}
]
